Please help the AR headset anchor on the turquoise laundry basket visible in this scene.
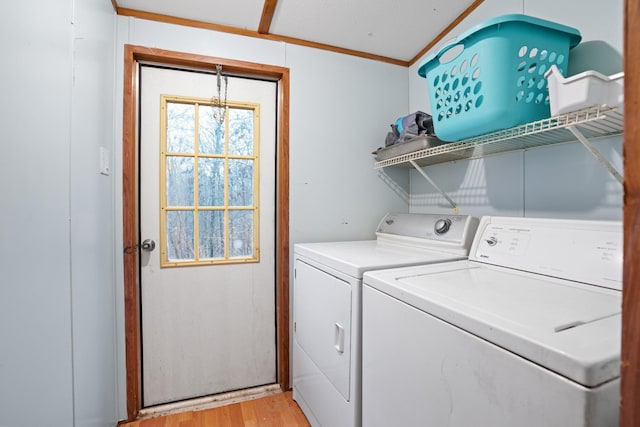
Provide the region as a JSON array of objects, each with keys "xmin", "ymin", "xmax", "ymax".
[{"xmin": 418, "ymin": 14, "xmax": 581, "ymax": 142}]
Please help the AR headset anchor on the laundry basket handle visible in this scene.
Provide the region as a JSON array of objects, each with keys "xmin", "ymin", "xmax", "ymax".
[
  {"xmin": 418, "ymin": 37, "xmax": 465, "ymax": 77},
  {"xmin": 435, "ymin": 38, "xmax": 465, "ymax": 64}
]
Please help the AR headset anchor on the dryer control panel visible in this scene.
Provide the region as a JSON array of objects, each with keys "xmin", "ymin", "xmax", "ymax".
[{"xmin": 376, "ymin": 212, "xmax": 478, "ymax": 244}]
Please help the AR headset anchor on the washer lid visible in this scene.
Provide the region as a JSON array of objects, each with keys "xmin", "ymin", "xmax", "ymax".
[{"xmin": 364, "ymin": 261, "xmax": 621, "ymax": 387}]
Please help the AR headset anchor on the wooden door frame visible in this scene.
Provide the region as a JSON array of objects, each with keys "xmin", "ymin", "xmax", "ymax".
[
  {"xmin": 622, "ymin": 0, "xmax": 640, "ymax": 425},
  {"xmin": 121, "ymin": 44, "xmax": 290, "ymax": 421}
]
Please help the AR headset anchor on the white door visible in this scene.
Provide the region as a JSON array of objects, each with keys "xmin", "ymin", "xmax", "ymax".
[{"xmin": 139, "ymin": 65, "xmax": 277, "ymax": 406}]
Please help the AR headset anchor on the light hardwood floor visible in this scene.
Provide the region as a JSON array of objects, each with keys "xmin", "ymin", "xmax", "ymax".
[{"xmin": 119, "ymin": 391, "xmax": 310, "ymax": 427}]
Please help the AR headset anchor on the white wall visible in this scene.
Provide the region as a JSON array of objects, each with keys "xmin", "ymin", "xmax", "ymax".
[
  {"xmin": 285, "ymin": 43, "xmax": 410, "ymax": 242},
  {"xmin": 0, "ymin": 1, "xmax": 117, "ymax": 426},
  {"xmin": 0, "ymin": 2, "xmax": 74, "ymax": 425},
  {"xmin": 407, "ymin": 0, "xmax": 623, "ymax": 220},
  {"xmin": 71, "ymin": 0, "xmax": 118, "ymax": 425}
]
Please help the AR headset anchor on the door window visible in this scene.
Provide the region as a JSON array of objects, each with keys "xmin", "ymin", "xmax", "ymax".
[{"xmin": 160, "ymin": 95, "xmax": 260, "ymax": 267}]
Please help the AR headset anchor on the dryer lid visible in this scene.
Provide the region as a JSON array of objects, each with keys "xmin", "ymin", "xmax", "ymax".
[{"xmin": 295, "ymin": 240, "xmax": 466, "ymax": 279}]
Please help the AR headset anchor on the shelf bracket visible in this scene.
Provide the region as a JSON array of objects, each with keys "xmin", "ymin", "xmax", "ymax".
[
  {"xmin": 409, "ymin": 160, "xmax": 459, "ymax": 214},
  {"xmin": 567, "ymin": 125, "xmax": 623, "ymax": 184}
]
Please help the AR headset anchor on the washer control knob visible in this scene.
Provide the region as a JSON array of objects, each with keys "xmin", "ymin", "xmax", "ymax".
[
  {"xmin": 485, "ymin": 237, "xmax": 498, "ymax": 246},
  {"xmin": 434, "ymin": 218, "xmax": 452, "ymax": 235}
]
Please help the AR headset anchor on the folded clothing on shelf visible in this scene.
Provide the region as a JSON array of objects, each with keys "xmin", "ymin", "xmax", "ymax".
[{"xmin": 385, "ymin": 111, "xmax": 435, "ymax": 147}]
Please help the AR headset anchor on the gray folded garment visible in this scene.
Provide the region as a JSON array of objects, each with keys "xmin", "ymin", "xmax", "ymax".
[{"xmin": 385, "ymin": 111, "xmax": 435, "ymax": 147}]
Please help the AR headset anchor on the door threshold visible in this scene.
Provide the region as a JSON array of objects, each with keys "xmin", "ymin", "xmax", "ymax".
[{"xmin": 137, "ymin": 383, "xmax": 282, "ymax": 420}]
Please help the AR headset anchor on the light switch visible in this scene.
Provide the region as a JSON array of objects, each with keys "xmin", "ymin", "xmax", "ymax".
[{"xmin": 100, "ymin": 147, "xmax": 110, "ymax": 176}]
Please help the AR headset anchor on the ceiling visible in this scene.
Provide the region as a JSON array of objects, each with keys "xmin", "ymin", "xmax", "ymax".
[{"xmin": 113, "ymin": 0, "xmax": 483, "ymax": 66}]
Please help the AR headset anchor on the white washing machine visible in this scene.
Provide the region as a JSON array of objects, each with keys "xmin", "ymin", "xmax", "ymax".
[
  {"xmin": 292, "ymin": 212, "xmax": 479, "ymax": 427},
  {"xmin": 362, "ymin": 216, "xmax": 622, "ymax": 427}
]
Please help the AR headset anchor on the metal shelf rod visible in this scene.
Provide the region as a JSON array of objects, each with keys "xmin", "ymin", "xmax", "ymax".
[
  {"xmin": 408, "ymin": 160, "xmax": 458, "ymax": 214},
  {"xmin": 568, "ymin": 125, "xmax": 623, "ymax": 184}
]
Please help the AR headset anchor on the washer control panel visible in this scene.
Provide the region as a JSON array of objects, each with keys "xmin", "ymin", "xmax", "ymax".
[{"xmin": 471, "ymin": 216, "xmax": 622, "ymax": 290}]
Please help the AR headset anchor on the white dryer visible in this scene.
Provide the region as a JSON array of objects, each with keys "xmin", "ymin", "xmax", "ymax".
[
  {"xmin": 362, "ymin": 216, "xmax": 622, "ymax": 427},
  {"xmin": 292, "ymin": 212, "xmax": 479, "ymax": 427}
]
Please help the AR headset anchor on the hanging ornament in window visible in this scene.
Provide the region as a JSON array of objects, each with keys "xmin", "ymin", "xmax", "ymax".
[{"xmin": 212, "ymin": 64, "xmax": 228, "ymax": 124}]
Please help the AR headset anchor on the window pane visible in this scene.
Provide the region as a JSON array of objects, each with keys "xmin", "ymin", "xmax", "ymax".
[
  {"xmin": 166, "ymin": 157, "xmax": 194, "ymax": 206},
  {"xmin": 228, "ymin": 108, "xmax": 254, "ymax": 156},
  {"xmin": 229, "ymin": 210, "xmax": 254, "ymax": 258},
  {"xmin": 167, "ymin": 102, "xmax": 195, "ymax": 153},
  {"xmin": 199, "ymin": 210, "xmax": 225, "ymax": 259},
  {"xmin": 198, "ymin": 158, "xmax": 225, "ymax": 206},
  {"xmin": 199, "ymin": 105, "xmax": 225, "ymax": 154},
  {"xmin": 166, "ymin": 210, "xmax": 194, "ymax": 261},
  {"xmin": 229, "ymin": 159, "xmax": 253, "ymax": 206}
]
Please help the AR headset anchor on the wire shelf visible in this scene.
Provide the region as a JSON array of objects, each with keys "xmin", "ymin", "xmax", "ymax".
[{"xmin": 374, "ymin": 105, "xmax": 624, "ymax": 169}]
